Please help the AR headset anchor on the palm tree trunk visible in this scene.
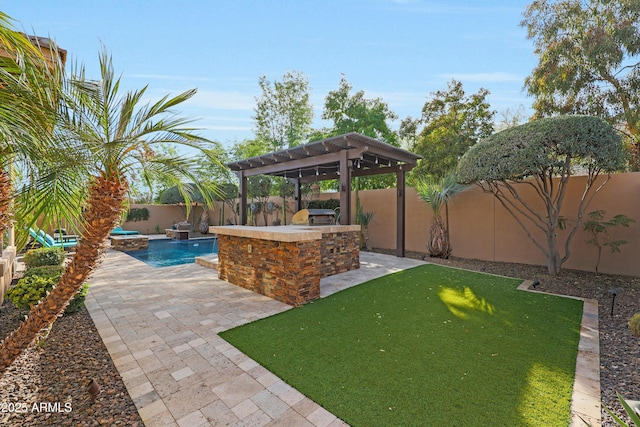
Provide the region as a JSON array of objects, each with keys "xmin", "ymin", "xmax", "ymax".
[
  {"xmin": 0, "ymin": 169, "xmax": 13, "ymax": 235},
  {"xmin": 0, "ymin": 172, "xmax": 128, "ymax": 374},
  {"xmin": 428, "ymin": 215, "xmax": 451, "ymax": 259}
]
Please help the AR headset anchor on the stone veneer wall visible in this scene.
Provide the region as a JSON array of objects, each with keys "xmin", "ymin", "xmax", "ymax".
[
  {"xmin": 319, "ymin": 231, "xmax": 360, "ymax": 278},
  {"xmin": 217, "ymin": 235, "xmax": 321, "ymax": 306},
  {"xmin": 110, "ymin": 236, "xmax": 149, "ymax": 251}
]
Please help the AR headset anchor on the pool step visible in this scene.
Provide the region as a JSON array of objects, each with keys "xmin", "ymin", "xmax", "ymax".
[{"xmin": 195, "ymin": 255, "xmax": 218, "ymax": 270}]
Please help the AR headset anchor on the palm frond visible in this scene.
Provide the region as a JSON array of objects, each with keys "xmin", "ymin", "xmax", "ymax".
[{"xmin": 415, "ymin": 172, "xmax": 468, "ymax": 216}]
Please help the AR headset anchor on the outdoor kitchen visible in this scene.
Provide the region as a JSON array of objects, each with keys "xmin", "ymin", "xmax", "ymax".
[{"xmin": 209, "ymin": 209, "xmax": 360, "ymax": 306}]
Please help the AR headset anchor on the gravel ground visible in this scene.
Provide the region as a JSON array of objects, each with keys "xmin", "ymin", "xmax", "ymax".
[
  {"xmin": 0, "ymin": 302, "xmax": 143, "ymax": 427},
  {"xmin": 0, "ymin": 252, "xmax": 638, "ymax": 426}
]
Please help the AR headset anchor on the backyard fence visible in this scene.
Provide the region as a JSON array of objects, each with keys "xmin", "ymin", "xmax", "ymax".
[{"xmin": 124, "ymin": 171, "xmax": 640, "ymax": 277}]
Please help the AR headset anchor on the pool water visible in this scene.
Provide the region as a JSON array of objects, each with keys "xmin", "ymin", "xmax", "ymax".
[{"xmin": 127, "ymin": 238, "xmax": 218, "ymax": 267}]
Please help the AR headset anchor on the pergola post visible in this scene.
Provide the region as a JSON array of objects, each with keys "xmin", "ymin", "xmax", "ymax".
[
  {"xmin": 396, "ymin": 166, "xmax": 406, "ymax": 257},
  {"xmin": 339, "ymin": 150, "xmax": 351, "ymax": 225},
  {"xmin": 293, "ymin": 178, "xmax": 301, "ymax": 213},
  {"xmin": 237, "ymin": 171, "xmax": 247, "ymax": 225}
]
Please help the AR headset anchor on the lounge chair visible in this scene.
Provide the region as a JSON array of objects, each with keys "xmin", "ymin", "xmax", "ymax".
[
  {"xmin": 28, "ymin": 227, "xmax": 77, "ymax": 249},
  {"xmin": 110, "ymin": 226, "xmax": 139, "ymax": 236}
]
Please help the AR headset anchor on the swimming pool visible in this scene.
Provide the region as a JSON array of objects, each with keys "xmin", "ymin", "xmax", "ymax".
[{"xmin": 126, "ymin": 238, "xmax": 218, "ymax": 267}]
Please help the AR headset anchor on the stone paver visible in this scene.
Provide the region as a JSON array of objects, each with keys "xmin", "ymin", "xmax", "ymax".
[{"xmin": 86, "ymin": 249, "xmax": 600, "ymax": 426}]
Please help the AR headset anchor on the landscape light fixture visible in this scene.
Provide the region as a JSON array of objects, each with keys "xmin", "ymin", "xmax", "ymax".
[
  {"xmin": 87, "ymin": 379, "xmax": 101, "ymax": 398},
  {"xmin": 609, "ymin": 288, "xmax": 618, "ymax": 316}
]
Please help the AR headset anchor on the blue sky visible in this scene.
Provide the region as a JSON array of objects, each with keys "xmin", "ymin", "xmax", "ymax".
[{"xmin": 4, "ymin": 1, "xmax": 537, "ymax": 147}]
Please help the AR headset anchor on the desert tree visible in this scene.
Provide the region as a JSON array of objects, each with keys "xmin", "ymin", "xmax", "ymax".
[{"xmin": 457, "ymin": 115, "xmax": 625, "ymax": 275}]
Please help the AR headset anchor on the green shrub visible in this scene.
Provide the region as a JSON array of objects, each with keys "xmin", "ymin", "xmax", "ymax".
[
  {"xmin": 6, "ymin": 275, "xmax": 56, "ymax": 310},
  {"xmin": 308, "ymin": 199, "xmax": 340, "ymax": 210},
  {"xmin": 629, "ymin": 313, "xmax": 640, "ymax": 338},
  {"xmin": 64, "ymin": 283, "xmax": 89, "ymax": 314},
  {"xmin": 126, "ymin": 207, "xmax": 150, "ymax": 222},
  {"xmin": 23, "ymin": 247, "xmax": 66, "ymax": 268},
  {"xmin": 24, "ymin": 265, "xmax": 64, "ymax": 281},
  {"xmin": 6, "ymin": 266, "xmax": 88, "ymax": 315}
]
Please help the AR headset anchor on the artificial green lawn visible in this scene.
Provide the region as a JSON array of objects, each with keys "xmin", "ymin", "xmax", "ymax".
[{"xmin": 219, "ymin": 264, "xmax": 583, "ymax": 426}]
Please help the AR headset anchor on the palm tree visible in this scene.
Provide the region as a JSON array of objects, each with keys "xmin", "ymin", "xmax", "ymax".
[
  {"xmin": 0, "ymin": 14, "xmax": 64, "ymax": 241},
  {"xmin": 415, "ymin": 172, "xmax": 467, "ymax": 258},
  {"xmin": 0, "ymin": 48, "xmax": 219, "ymax": 372}
]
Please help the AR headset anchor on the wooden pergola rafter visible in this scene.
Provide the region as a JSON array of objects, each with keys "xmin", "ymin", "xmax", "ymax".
[{"xmin": 225, "ymin": 132, "xmax": 422, "ymax": 256}]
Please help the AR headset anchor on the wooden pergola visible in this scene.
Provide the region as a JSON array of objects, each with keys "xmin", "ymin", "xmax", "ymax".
[{"xmin": 226, "ymin": 132, "xmax": 422, "ymax": 257}]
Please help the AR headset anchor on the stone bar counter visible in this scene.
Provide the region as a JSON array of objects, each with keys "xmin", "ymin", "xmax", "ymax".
[{"xmin": 209, "ymin": 225, "xmax": 360, "ymax": 306}]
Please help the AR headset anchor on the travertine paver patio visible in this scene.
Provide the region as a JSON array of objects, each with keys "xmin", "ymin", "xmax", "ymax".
[
  {"xmin": 86, "ymin": 248, "xmax": 600, "ymax": 427},
  {"xmin": 86, "ymin": 249, "xmax": 425, "ymax": 426}
]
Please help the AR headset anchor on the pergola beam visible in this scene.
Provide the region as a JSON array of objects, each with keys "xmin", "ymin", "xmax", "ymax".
[{"xmin": 237, "ymin": 147, "xmax": 368, "ymax": 178}]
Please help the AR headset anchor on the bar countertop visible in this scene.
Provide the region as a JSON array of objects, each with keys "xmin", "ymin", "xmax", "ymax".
[{"xmin": 209, "ymin": 224, "xmax": 360, "ymax": 243}]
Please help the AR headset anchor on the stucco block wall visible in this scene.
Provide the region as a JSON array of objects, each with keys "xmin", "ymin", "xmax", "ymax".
[
  {"xmin": 123, "ymin": 171, "xmax": 640, "ymax": 276},
  {"xmin": 357, "ymin": 172, "xmax": 640, "ymax": 276}
]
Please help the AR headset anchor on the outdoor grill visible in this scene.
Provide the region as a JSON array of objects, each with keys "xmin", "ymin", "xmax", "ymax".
[{"xmin": 307, "ymin": 209, "xmax": 336, "ymax": 225}]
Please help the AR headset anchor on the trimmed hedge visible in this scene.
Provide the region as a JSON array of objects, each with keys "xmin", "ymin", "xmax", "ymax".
[
  {"xmin": 23, "ymin": 247, "xmax": 66, "ymax": 268},
  {"xmin": 308, "ymin": 199, "xmax": 340, "ymax": 210}
]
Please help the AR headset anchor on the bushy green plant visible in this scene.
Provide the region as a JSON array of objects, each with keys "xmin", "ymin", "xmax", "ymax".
[
  {"xmin": 23, "ymin": 247, "xmax": 65, "ymax": 268},
  {"xmin": 583, "ymin": 210, "xmax": 635, "ymax": 273},
  {"xmin": 6, "ymin": 265, "xmax": 88, "ymax": 315},
  {"xmin": 126, "ymin": 207, "xmax": 149, "ymax": 222},
  {"xmin": 308, "ymin": 199, "xmax": 340, "ymax": 210},
  {"xmin": 64, "ymin": 283, "xmax": 89, "ymax": 314},
  {"xmin": 6, "ymin": 275, "xmax": 56, "ymax": 310},
  {"xmin": 629, "ymin": 313, "xmax": 640, "ymax": 338},
  {"xmin": 23, "ymin": 265, "xmax": 64, "ymax": 280}
]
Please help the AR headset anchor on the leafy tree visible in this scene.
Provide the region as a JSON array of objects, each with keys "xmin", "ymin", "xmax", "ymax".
[
  {"xmin": 158, "ymin": 183, "xmax": 211, "ymax": 226},
  {"xmin": 0, "ymin": 48, "xmax": 218, "ymax": 373},
  {"xmin": 254, "ymin": 70, "xmax": 313, "ymax": 150},
  {"xmin": 247, "ymin": 175, "xmax": 272, "ymax": 226},
  {"xmin": 322, "ymin": 76, "xmax": 398, "ymax": 145},
  {"xmin": 319, "ymin": 76, "xmax": 399, "ymax": 190},
  {"xmin": 217, "ymin": 182, "xmax": 239, "ymax": 225},
  {"xmin": 415, "ymin": 172, "xmax": 467, "ymax": 258},
  {"xmin": 230, "ymin": 138, "xmax": 271, "ymax": 162},
  {"xmin": 495, "ymin": 105, "xmax": 529, "ymax": 132},
  {"xmin": 196, "ymin": 141, "xmax": 233, "ymax": 185},
  {"xmin": 457, "ymin": 115, "xmax": 625, "ymax": 275},
  {"xmin": 401, "ymin": 79, "xmax": 494, "ymax": 181},
  {"xmin": 522, "ymin": 0, "xmax": 640, "ymax": 168}
]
